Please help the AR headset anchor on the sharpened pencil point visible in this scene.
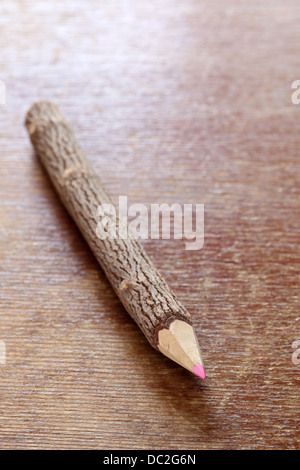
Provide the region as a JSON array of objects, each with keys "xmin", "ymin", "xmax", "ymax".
[
  {"xmin": 193, "ymin": 363, "xmax": 206, "ymax": 379},
  {"xmin": 157, "ymin": 320, "xmax": 205, "ymax": 375}
]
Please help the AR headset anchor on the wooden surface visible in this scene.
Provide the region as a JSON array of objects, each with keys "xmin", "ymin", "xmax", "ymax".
[{"xmin": 0, "ymin": 0, "xmax": 299, "ymax": 450}]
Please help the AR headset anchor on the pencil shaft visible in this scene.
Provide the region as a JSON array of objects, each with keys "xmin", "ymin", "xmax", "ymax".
[{"xmin": 25, "ymin": 101, "xmax": 192, "ymax": 349}]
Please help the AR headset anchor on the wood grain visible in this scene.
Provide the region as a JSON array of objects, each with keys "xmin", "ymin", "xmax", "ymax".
[{"xmin": 0, "ymin": 0, "xmax": 299, "ymax": 450}]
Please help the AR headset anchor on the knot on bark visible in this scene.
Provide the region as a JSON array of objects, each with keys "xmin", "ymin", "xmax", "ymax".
[
  {"xmin": 120, "ymin": 279, "xmax": 138, "ymax": 292},
  {"xmin": 62, "ymin": 166, "xmax": 93, "ymax": 185}
]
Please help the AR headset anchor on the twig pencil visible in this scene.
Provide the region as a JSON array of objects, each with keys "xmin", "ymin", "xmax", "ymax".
[{"xmin": 25, "ymin": 101, "xmax": 206, "ymax": 379}]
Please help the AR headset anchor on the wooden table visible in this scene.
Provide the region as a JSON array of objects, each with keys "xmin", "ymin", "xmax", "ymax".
[{"xmin": 0, "ymin": 0, "xmax": 299, "ymax": 450}]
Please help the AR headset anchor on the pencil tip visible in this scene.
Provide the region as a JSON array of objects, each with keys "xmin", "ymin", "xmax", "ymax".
[
  {"xmin": 157, "ymin": 320, "xmax": 205, "ymax": 376},
  {"xmin": 193, "ymin": 363, "xmax": 206, "ymax": 380}
]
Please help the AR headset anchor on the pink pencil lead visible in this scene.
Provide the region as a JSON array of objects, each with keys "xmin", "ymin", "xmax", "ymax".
[{"xmin": 193, "ymin": 363, "xmax": 206, "ymax": 380}]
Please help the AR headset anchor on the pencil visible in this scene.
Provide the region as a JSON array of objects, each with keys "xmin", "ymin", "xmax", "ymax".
[{"xmin": 25, "ymin": 101, "xmax": 206, "ymax": 379}]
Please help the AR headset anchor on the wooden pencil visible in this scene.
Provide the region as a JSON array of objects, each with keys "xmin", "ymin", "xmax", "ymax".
[{"xmin": 25, "ymin": 101, "xmax": 206, "ymax": 379}]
